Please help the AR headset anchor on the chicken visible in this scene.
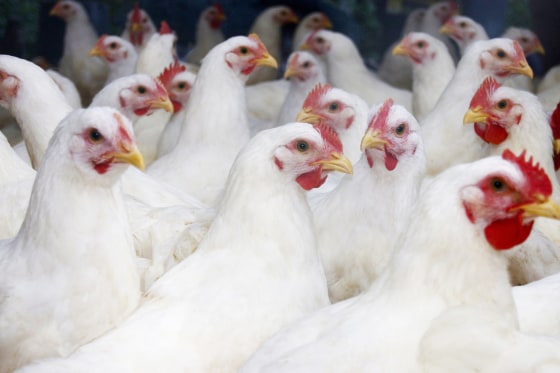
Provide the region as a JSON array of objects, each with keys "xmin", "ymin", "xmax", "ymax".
[
  {"xmin": 184, "ymin": 4, "xmax": 226, "ymax": 66},
  {"xmin": 537, "ymin": 64, "xmax": 560, "ymax": 93},
  {"xmin": 276, "ymin": 51, "xmax": 326, "ymax": 127},
  {"xmin": 292, "ymin": 11, "xmax": 332, "ymax": 51},
  {"xmin": 420, "ymin": 38, "xmax": 533, "ymax": 176},
  {"xmin": 0, "ymin": 55, "xmax": 73, "ymax": 168},
  {"xmin": 313, "ymin": 99, "xmax": 425, "ymax": 302},
  {"xmin": 439, "ymin": 15, "xmax": 488, "ymax": 56},
  {"xmin": 550, "ymin": 102, "xmax": 560, "ymax": 180},
  {"xmin": 241, "ymin": 149, "xmax": 560, "ymax": 372},
  {"xmin": 392, "ymin": 31, "xmax": 455, "ymax": 121},
  {"xmin": 463, "ymin": 77, "xmax": 560, "ymax": 283},
  {"xmin": 0, "ymin": 107, "xmax": 143, "ymax": 373},
  {"xmin": 148, "ymin": 34, "xmax": 277, "ymax": 206},
  {"xmin": 245, "ymin": 78, "xmax": 290, "ymax": 135},
  {"xmin": 121, "ymin": 2, "xmax": 156, "ymax": 53},
  {"xmin": 246, "ymin": 5, "xmax": 298, "ymax": 85},
  {"xmin": 301, "ymin": 29, "xmax": 413, "ymax": 110},
  {"xmin": 418, "ymin": 0, "xmax": 459, "ymax": 60},
  {"xmin": 135, "ymin": 21, "xmax": 177, "ymax": 78},
  {"xmin": 89, "ymin": 34, "xmax": 138, "ymax": 84},
  {"xmin": 46, "ymin": 69, "xmax": 82, "ymax": 109},
  {"xmin": 16, "ymin": 122, "xmax": 352, "ymax": 373},
  {"xmin": 49, "ymin": 0, "xmax": 108, "ymax": 105},
  {"xmin": 156, "ymin": 62, "xmax": 196, "ymax": 158}
]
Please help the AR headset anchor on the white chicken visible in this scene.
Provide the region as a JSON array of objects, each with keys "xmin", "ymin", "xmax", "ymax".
[
  {"xmin": 16, "ymin": 122, "xmax": 353, "ymax": 373},
  {"xmin": 463, "ymin": 77, "xmax": 560, "ymax": 283},
  {"xmin": 241, "ymin": 149, "xmax": 560, "ymax": 372},
  {"xmin": 120, "ymin": 2, "xmax": 156, "ymax": 53},
  {"xmin": 392, "ymin": 31, "xmax": 455, "ymax": 121},
  {"xmin": 156, "ymin": 62, "xmax": 197, "ymax": 158},
  {"xmin": 49, "ymin": 0, "xmax": 108, "ymax": 105},
  {"xmin": 148, "ymin": 34, "xmax": 277, "ymax": 206},
  {"xmin": 135, "ymin": 21, "xmax": 177, "ymax": 78},
  {"xmin": 0, "ymin": 107, "xmax": 143, "ymax": 373},
  {"xmin": 45, "ymin": 69, "xmax": 82, "ymax": 109},
  {"xmin": 184, "ymin": 4, "xmax": 226, "ymax": 66},
  {"xmin": 301, "ymin": 29, "xmax": 413, "ymax": 110},
  {"xmin": 313, "ymin": 99, "xmax": 426, "ymax": 302},
  {"xmin": 420, "ymin": 38, "xmax": 533, "ymax": 176},
  {"xmin": 439, "ymin": 15, "xmax": 488, "ymax": 56},
  {"xmin": 418, "ymin": 0, "xmax": 459, "ymax": 60},
  {"xmin": 276, "ymin": 51, "xmax": 326, "ymax": 127},
  {"xmin": 89, "ymin": 34, "xmax": 138, "ymax": 84},
  {"xmin": 246, "ymin": 5, "xmax": 299, "ymax": 85},
  {"xmin": 292, "ymin": 11, "xmax": 332, "ymax": 51}
]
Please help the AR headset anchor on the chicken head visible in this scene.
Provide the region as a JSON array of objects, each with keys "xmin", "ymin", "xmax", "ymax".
[
  {"xmin": 393, "ymin": 32, "xmax": 441, "ymax": 65},
  {"xmin": 158, "ymin": 61, "xmax": 195, "ymax": 113},
  {"xmin": 283, "ymin": 51, "xmax": 322, "ymax": 82},
  {"xmin": 224, "ymin": 34, "xmax": 278, "ymax": 77}
]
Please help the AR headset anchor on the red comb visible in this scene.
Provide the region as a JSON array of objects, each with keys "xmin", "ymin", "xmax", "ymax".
[
  {"xmin": 158, "ymin": 61, "xmax": 186, "ymax": 88},
  {"xmin": 314, "ymin": 122, "xmax": 343, "ymax": 153},
  {"xmin": 131, "ymin": 3, "xmax": 141, "ymax": 23},
  {"xmin": 302, "ymin": 83, "xmax": 332, "ymax": 110},
  {"xmin": 368, "ymin": 98, "xmax": 394, "ymax": 131},
  {"xmin": 213, "ymin": 3, "xmax": 224, "ymax": 14},
  {"xmin": 159, "ymin": 21, "xmax": 173, "ymax": 35},
  {"xmin": 470, "ymin": 76, "xmax": 501, "ymax": 110},
  {"xmin": 502, "ymin": 149, "xmax": 552, "ymax": 197}
]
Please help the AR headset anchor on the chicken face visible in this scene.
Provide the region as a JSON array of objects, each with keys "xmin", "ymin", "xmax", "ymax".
[
  {"xmin": 550, "ymin": 103, "xmax": 560, "ymax": 170},
  {"xmin": 89, "ymin": 35, "xmax": 131, "ymax": 63},
  {"xmin": 439, "ymin": 16, "xmax": 483, "ymax": 49},
  {"xmin": 224, "ymin": 34, "xmax": 277, "ymax": 76},
  {"xmin": 479, "ymin": 39, "xmax": 533, "ymax": 79},
  {"xmin": 464, "ymin": 77, "xmax": 522, "ymax": 145},
  {"xmin": 360, "ymin": 98, "xmax": 420, "ymax": 171},
  {"xmin": 49, "ymin": 0, "xmax": 78, "ymax": 20},
  {"xmin": 301, "ymin": 30, "xmax": 332, "ymax": 55},
  {"xmin": 430, "ymin": 0, "xmax": 457, "ymax": 23},
  {"xmin": 283, "ymin": 51, "xmax": 321, "ymax": 82},
  {"xmin": 205, "ymin": 4, "xmax": 226, "ymax": 29},
  {"xmin": 272, "ymin": 6, "xmax": 299, "ymax": 25},
  {"xmin": 158, "ymin": 62, "xmax": 194, "ymax": 112},
  {"xmin": 502, "ymin": 27, "xmax": 545, "ymax": 56},
  {"xmin": 301, "ymin": 12, "xmax": 333, "ymax": 32},
  {"xmin": 297, "ymin": 83, "xmax": 356, "ymax": 132},
  {"xmin": 273, "ymin": 123, "xmax": 352, "ymax": 190},
  {"xmin": 126, "ymin": 3, "xmax": 154, "ymax": 47},
  {"xmin": 118, "ymin": 76, "xmax": 173, "ymax": 117},
  {"xmin": 393, "ymin": 32, "xmax": 437, "ymax": 65},
  {"xmin": 461, "ymin": 149, "xmax": 560, "ymax": 250},
  {"xmin": 67, "ymin": 108, "xmax": 144, "ymax": 181}
]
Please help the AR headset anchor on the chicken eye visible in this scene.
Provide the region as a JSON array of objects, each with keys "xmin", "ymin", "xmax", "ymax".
[
  {"xmin": 142, "ymin": 17, "xmax": 148, "ymax": 23},
  {"xmin": 416, "ymin": 41, "xmax": 425, "ymax": 48},
  {"xmin": 459, "ymin": 21, "xmax": 467, "ymax": 28},
  {"xmin": 137, "ymin": 85, "xmax": 147, "ymax": 94},
  {"xmin": 496, "ymin": 49, "xmax": 507, "ymax": 58},
  {"xmin": 328, "ymin": 102, "xmax": 339, "ymax": 112},
  {"xmin": 395, "ymin": 123, "xmax": 407, "ymax": 136},
  {"xmin": 490, "ymin": 177, "xmax": 506, "ymax": 192},
  {"xmin": 239, "ymin": 46, "xmax": 249, "ymax": 55},
  {"xmin": 88, "ymin": 128, "xmax": 103, "ymax": 143},
  {"xmin": 296, "ymin": 140, "xmax": 309, "ymax": 152},
  {"xmin": 62, "ymin": 4, "xmax": 70, "ymax": 9},
  {"xmin": 280, "ymin": 10, "xmax": 287, "ymax": 16},
  {"xmin": 497, "ymin": 99, "xmax": 508, "ymax": 109},
  {"xmin": 109, "ymin": 42, "xmax": 118, "ymax": 49},
  {"xmin": 521, "ymin": 37, "xmax": 528, "ymax": 43},
  {"xmin": 177, "ymin": 82, "xmax": 187, "ymax": 90},
  {"xmin": 316, "ymin": 37, "xmax": 325, "ymax": 44},
  {"xmin": 302, "ymin": 61, "xmax": 311, "ymax": 68}
]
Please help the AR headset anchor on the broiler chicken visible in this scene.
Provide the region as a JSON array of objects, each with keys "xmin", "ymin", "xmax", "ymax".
[
  {"xmin": 241, "ymin": 150, "xmax": 560, "ymax": 372},
  {"xmin": 313, "ymin": 99, "xmax": 426, "ymax": 302},
  {"xmin": 292, "ymin": 11, "xmax": 332, "ymax": 51},
  {"xmin": 16, "ymin": 122, "xmax": 353, "ymax": 373},
  {"xmin": 0, "ymin": 107, "xmax": 143, "ymax": 373},
  {"xmin": 302, "ymin": 29, "xmax": 413, "ymax": 110},
  {"xmin": 420, "ymin": 38, "xmax": 533, "ymax": 176},
  {"xmin": 121, "ymin": 2, "xmax": 156, "ymax": 53},
  {"xmin": 46, "ymin": 69, "xmax": 82, "ymax": 109},
  {"xmin": 148, "ymin": 34, "xmax": 278, "ymax": 206},
  {"xmin": 463, "ymin": 77, "xmax": 560, "ymax": 283},
  {"xmin": 184, "ymin": 4, "xmax": 226, "ymax": 66},
  {"xmin": 89, "ymin": 34, "xmax": 138, "ymax": 84},
  {"xmin": 392, "ymin": 31, "xmax": 455, "ymax": 121},
  {"xmin": 49, "ymin": 0, "xmax": 108, "ymax": 105},
  {"xmin": 246, "ymin": 5, "xmax": 298, "ymax": 85},
  {"xmin": 135, "ymin": 21, "xmax": 177, "ymax": 78},
  {"xmin": 439, "ymin": 15, "xmax": 488, "ymax": 56},
  {"xmin": 156, "ymin": 62, "xmax": 197, "ymax": 157}
]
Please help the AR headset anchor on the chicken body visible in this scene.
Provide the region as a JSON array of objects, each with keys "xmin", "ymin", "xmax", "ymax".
[{"xmin": 184, "ymin": 4, "xmax": 226, "ymax": 66}]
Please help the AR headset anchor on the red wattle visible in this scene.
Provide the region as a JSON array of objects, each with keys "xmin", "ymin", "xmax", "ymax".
[
  {"xmin": 474, "ymin": 122, "xmax": 508, "ymax": 145},
  {"xmin": 484, "ymin": 213, "xmax": 534, "ymax": 250},
  {"xmin": 296, "ymin": 169, "xmax": 327, "ymax": 190}
]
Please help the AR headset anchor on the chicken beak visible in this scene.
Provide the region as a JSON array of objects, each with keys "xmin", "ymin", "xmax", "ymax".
[
  {"xmin": 255, "ymin": 53, "xmax": 278, "ymax": 69},
  {"xmin": 508, "ymin": 61, "xmax": 534, "ymax": 79},
  {"xmin": 439, "ymin": 23, "xmax": 454, "ymax": 36},
  {"xmin": 360, "ymin": 129, "xmax": 387, "ymax": 151},
  {"xmin": 463, "ymin": 107, "xmax": 489, "ymax": 124},
  {"xmin": 296, "ymin": 108, "xmax": 322, "ymax": 123},
  {"xmin": 283, "ymin": 65, "xmax": 300, "ymax": 79},
  {"xmin": 130, "ymin": 22, "xmax": 142, "ymax": 33},
  {"xmin": 321, "ymin": 18, "xmax": 333, "ymax": 29},
  {"xmin": 88, "ymin": 46, "xmax": 104, "ymax": 57},
  {"xmin": 49, "ymin": 4, "xmax": 60, "ymax": 16},
  {"xmin": 513, "ymin": 195, "xmax": 560, "ymax": 220},
  {"xmin": 313, "ymin": 152, "xmax": 353, "ymax": 174},
  {"xmin": 533, "ymin": 42, "xmax": 545, "ymax": 55},
  {"xmin": 107, "ymin": 144, "xmax": 145, "ymax": 171},
  {"xmin": 147, "ymin": 96, "xmax": 174, "ymax": 113},
  {"xmin": 392, "ymin": 43, "xmax": 409, "ymax": 56},
  {"xmin": 300, "ymin": 42, "xmax": 312, "ymax": 51},
  {"xmin": 554, "ymin": 139, "xmax": 560, "ymax": 155},
  {"xmin": 287, "ymin": 13, "xmax": 299, "ymax": 24}
]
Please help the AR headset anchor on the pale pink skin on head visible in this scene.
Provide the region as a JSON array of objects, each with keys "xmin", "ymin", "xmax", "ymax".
[
  {"xmin": 225, "ymin": 34, "xmax": 271, "ymax": 76},
  {"xmin": 158, "ymin": 62, "xmax": 189, "ymax": 111},
  {"xmin": 398, "ymin": 33, "xmax": 437, "ymax": 65},
  {"xmin": 301, "ymin": 83, "xmax": 356, "ymax": 130},
  {"xmin": 118, "ymin": 78, "xmax": 169, "ymax": 117}
]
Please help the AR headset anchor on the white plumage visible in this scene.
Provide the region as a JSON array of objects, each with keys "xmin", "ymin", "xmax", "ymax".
[{"xmin": 89, "ymin": 35, "xmax": 138, "ymax": 85}]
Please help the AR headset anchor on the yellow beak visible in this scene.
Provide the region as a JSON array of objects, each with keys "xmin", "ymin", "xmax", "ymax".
[
  {"xmin": 507, "ymin": 61, "xmax": 534, "ymax": 79},
  {"xmin": 296, "ymin": 108, "xmax": 322, "ymax": 123},
  {"xmin": 533, "ymin": 42, "xmax": 545, "ymax": 55},
  {"xmin": 313, "ymin": 152, "xmax": 353, "ymax": 174},
  {"xmin": 392, "ymin": 43, "xmax": 408, "ymax": 56},
  {"xmin": 554, "ymin": 139, "xmax": 560, "ymax": 155},
  {"xmin": 130, "ymin": 22, "xmax": 142, "ymax": 33},
  {"xmin": 360, "ymin": 129, "xmax": 388, "ymax": 151},
  {"xmin": 439, "ymin": 23, "xmax": 454, "ymax": 36},
  {"xmin": 283, "ymin": 65, "xmax": 300, "ymax": 79},
  {"xmin": 463, "ymin": 107, "xmax": 489, "ymax": 124},
  {"xmin": 255, "ymin": 53, "xmax": 278, "ymax": 69},
  {"xmin": 321, "ymin": 18, "xmax": 333, "ymax": 29},
  {"xmin": 147, "ymin": 96, "xmax": 174, "ymax": 113},
  {"xmin": 107, "ymin": 144, "xmax": 145, "ymax": 171},
  {"xmin": 514, "ymin": 195, "xmax": 560, "ymax": 220},
  {"xmin": 88, "ymin": 45, "xmax": 104, "ymax": 57}
]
